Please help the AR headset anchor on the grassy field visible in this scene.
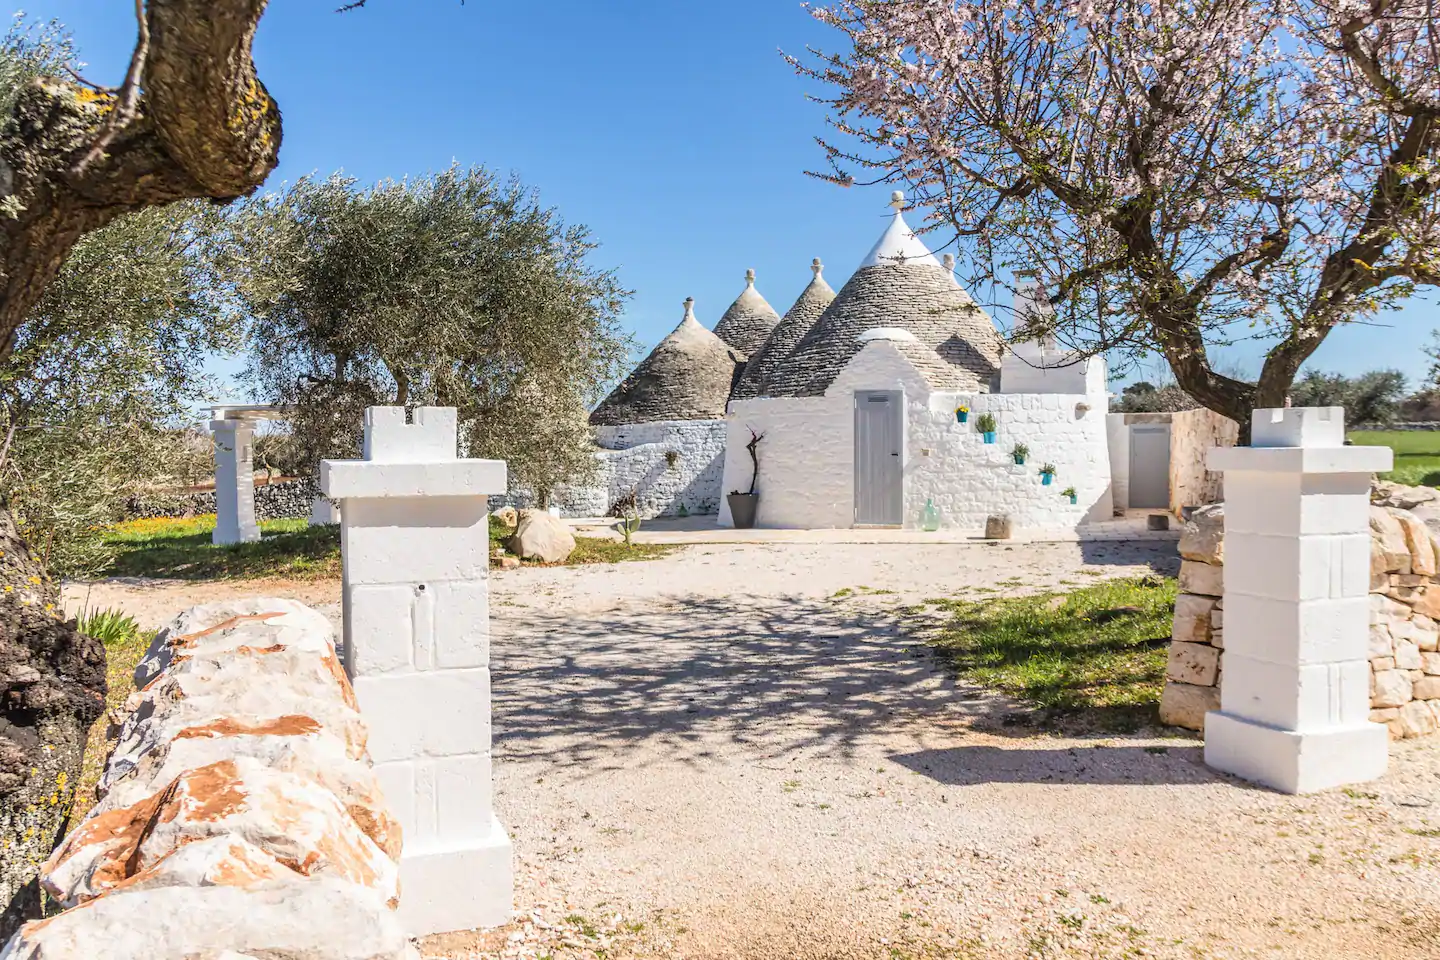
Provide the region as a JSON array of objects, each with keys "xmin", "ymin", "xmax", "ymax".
[
  {"xmin": 101, "ymin": 513, "xmax": 673, "ymax": 580},
  {"xmin": 922, "ymin": 576, "xmax": 1179, "ymax": 730},
  {"xmin": 1348, "ymin": 430, "xmax": 1440, "ymax": 487}
]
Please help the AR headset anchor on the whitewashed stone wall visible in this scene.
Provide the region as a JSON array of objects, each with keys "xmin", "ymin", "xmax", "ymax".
[
  {"xmin": 718, "ymin": 339, "xmax": 1113, "ymax": 531},
  {"xmin": 1161, "ymin": 492, "xmax": 1440, "ymax": 739},
  {"xmin": 2, "ymin": 599, "xmax": 415, "ymax": 960},
  {"xmin": 493, "ymin": 419, "xmax": 725, "ymax": 519},
  {"xmin": 1105, "ymin": 413, "xmax": 1131, "ymax": 511}
]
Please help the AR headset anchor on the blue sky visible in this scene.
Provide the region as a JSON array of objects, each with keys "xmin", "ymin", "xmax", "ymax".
[{"xmin": 33, "ymin": 0, "xmax": 1439, "ymax": 398}]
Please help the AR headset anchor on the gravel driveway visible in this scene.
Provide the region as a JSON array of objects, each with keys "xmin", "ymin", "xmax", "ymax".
[{"xmin": 66, "ymin": 540, "xmax": 1440, "ymax": 959}]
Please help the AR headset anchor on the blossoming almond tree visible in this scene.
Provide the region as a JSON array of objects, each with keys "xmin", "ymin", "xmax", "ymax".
[{"xmin": 797, "ymin": 0, "xmax": 1439, "ymax": 433}]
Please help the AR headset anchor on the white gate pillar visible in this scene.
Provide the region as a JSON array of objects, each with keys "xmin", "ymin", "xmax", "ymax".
[
  {"xmin": 1205, "ymin": 407, "xmax": 1393, "ymax": 793},
  {"xmin": 211, "ymin": 416, "xmax": 260, "ymax": 545},
  {"xmin": 320, "ymin": 406, "xmax": 513, "ymax": 935}
]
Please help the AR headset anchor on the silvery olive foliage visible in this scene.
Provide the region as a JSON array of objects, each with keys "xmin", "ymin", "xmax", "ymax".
[
  {"xmin": 223, "ymin": 167, "xmax": 632, "ymax": 502},
  {"xmin": 0, "ymin": 22, "xmax": 239, "ymax": 575},
  {"xmin": 799, "ymin": 0, "xmax": 1440, "ymax": 433}
]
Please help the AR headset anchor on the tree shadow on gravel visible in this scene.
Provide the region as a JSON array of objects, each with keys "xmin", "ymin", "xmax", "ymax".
[
  {"xmin": 489, "ymin": 594, "xmax": 1011, "ymax": 768},
  {"xmin": 888, "ymin": 743, "xmax": 1222, "ymax": 788}
]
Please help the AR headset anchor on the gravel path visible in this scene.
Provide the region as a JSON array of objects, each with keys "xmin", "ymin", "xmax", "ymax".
[{"xmin": 66, "ymin": 541, "xmax": 1440, "ymax": 959}]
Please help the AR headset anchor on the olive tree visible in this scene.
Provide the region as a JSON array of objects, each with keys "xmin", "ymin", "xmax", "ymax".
[
  {"xmin": 799, "ymin": 0, "xmax": 1439, "ymax": 435},
  {"xmin": 224, "ymin": 167, "xmax": 631, "ymax": 502},
  {"xmin": 0, "ymin": 2, "xmax": 280, "ymax": 935}
]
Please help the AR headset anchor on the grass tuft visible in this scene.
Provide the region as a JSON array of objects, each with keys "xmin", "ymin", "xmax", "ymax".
[{"xmin": 923, "ymin": 575, "xmax": 1178, "ymax": 728}]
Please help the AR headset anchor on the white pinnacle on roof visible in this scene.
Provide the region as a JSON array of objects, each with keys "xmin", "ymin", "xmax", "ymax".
[{"xmin": 859, "ymin": 192, "xmax": 942, "ymax": 269}]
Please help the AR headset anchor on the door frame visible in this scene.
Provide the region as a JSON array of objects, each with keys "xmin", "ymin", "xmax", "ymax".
[
  {"xmin": 852, "ymin": 389, "xmax": 905, "ymax": 527},
  {"xmin": 1128, "ymin": 422, "xmax": 1172, "ymax": 510}
]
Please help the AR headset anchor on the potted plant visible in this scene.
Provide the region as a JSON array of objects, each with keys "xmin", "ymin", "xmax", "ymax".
[
  {"xmin": 1061, "ymin": 485, "xmax": 1078, "ymax": 505},
  {"xmin": 1011, "ymin": 442, "xmax": 1029, "ymax": 465},
  {"xmin": 955, "ymin": 404, "xmax": 970, "ymax": 424},
  {"xmin": 975, "ymin": 412, "xmax": 997, "ymax": 444},
  {"xmin": 727, "ymin": 427, "xmax": 765, "ymax": 528},
  {"xmin": 1039, "ymin": 463, "xmax": 1057, "ymax": 486}
]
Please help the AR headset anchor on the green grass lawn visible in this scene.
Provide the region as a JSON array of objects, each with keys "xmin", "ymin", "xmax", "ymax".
[
  {"xmin": 1348, "ymin": 430, "xmax": 1440, "ymax": 487},
  {"xmin": 922, "ymin": 576, "xmax": 1178, "ymax": 730},
  {"xmin": 101, "ymin": 513, "xmax": 674, "ymax": 580}
]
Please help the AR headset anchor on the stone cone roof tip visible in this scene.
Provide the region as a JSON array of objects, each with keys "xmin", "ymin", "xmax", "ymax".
[
  {"xmin": 589, "ymin": 297, "xmax": 740, "ymax": 426},
  {"xmin": 731, "ymin": 258, "xmax": 837, "ymax": 401},
  {"xmin": 711, "ymin": 268, "xmax": 782, "ymax": 359},
  {"xmin": 764, "ymin": 195, "xmax": 1004, "ymax": 397}
]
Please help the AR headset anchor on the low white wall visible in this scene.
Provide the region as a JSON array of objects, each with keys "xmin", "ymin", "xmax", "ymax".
[
  {"xmin": 493, "ymin": 419, "xmax": 726, "ymax": 519},
  {"xmin": 1107, "ymin": 413, "xmax": 1131, "ymax": 510},
  {"xmin": 913, "ymin": 392, "xmax": 1112, "ymax": 531},
  {"xmin": 719, "ymin": 398, "xmax": 853, "ymax": 528},
  {"xmin": 999, "ymin": 346, "xmax": 1107, "ymax": 395}
]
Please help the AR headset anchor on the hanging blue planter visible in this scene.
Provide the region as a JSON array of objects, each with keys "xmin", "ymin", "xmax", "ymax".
[
  {"xmin": 956, "ymin": 410, "xmax": 969, "ymax": 424},
  {"xmin": 1068, "ymin": 494, "xmax": 1078, "ymax": 504},
  {"xmin": 1013, "ymin": 454, "xmax": 1026, "ymax": 465},
  {"xmin": 1041, "ymin": 472, "xmax": 1054, "ymax": 486},
  {"xmin": 982, "ymin": 431, "xmax": 996, "ymax": 444}
]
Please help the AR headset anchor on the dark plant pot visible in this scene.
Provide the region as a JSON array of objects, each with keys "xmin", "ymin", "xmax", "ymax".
[
  {"xmin": 1068, "ymin": 494, "xmax": 1078, "ymax": 504},
  {"xmin": 1041, "ymin": 473, "xmax": 1054, "ymax": 486},
  {"xmin": 1013, "ymin": 455, "xmax": 1026, "ymax": 465},
  {"xmin": 728, "ymin": 492, "xmax": 759, "ymax": 529},
  {"xmin": 956, "ymin": 411, "xmax": 969, "ymax": 424},
  {"xmin": 982, "ymin": 431, "xmax": 996, "ymax": 444}
]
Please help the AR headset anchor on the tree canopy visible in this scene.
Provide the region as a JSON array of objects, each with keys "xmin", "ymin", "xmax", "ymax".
[
  {"xmin": 799, "ymin": 0, "xmax": 1439, "ymax": 434},
  {"xmin": 223, "ymin": 166, "xmax": 632, "ymax": 502}
]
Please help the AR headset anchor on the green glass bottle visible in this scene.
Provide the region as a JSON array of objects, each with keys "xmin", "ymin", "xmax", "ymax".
[{"xmin": 919, "ymin": 498, "xmax": 941, "ymax": 532}]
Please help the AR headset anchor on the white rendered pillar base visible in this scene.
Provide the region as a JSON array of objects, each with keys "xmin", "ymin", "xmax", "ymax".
[
  {"xmin": 1205, "ymin": 712, "xmax": 1389, "ymax": 794},
  {"xmin": 211, "ymin": 419, "xmax": 260, "ymax": 545},
  {"xmin": 396, "ymin": 820, "xmax": 514, "ymax": 935},
  {"xmin": 309, "ymin": 496, "xmax": 340, "ymax": 526}
]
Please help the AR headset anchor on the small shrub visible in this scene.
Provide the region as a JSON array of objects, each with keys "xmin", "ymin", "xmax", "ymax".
[
  {"xmin": 1011, "ymin": 442, "xmax": 1030, "ymax": 460},
  {"xmin": 664, "ymin": 449, "xmax": 680, "ymax": 469},
  {"xmin": 78, "ymin": 606, "xmax": 143, "ymax": 647},
  {"xmin": 1039, "ymin": 462, "xmax": 1057, "ymax": 476},
  {"xmin": 1061, "ymin": 486, "xmax": 1077, "ymax": 498},
  {"xmin": 975, "ymin": 412, "xmax": 997, "ymax": 434}
]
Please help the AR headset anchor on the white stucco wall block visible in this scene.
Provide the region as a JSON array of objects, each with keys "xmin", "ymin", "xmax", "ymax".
[
  {"xmin": 211, "ymin": 419, "xmax": 260, "ymax": 545},
  {"xmin": 1204, "ymin": 406, "xmax": 1390, "ymax": 794},
  {"xmin": 321, "ymin": 405, "xmax": 512, "ymax": 935},
  {"xmin": 1204, "ymin": 712, "xmax": 1389, "ymax": 795},
  {"xmin": 1106, "ymin": 414, "xmax": 1130, "ymax": 510},
  {"xmin": 1220, "ymin": 594, "xmax": 1371, "ymax": 665}
]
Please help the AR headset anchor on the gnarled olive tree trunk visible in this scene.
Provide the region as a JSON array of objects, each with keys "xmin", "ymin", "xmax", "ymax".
[{"xmin": 0, "ymin": 0, "xmax": 281, "ymax": 938}]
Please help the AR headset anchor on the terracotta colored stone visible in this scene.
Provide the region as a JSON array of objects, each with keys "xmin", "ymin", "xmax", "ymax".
[
  {"xmin": 1414, "ymin": 676, "xmax": 1440, "ymax": 700},
  {"xmin": 1370, "ymin": 507, "xmax": 1412, "ymax": 574},
  {"xmin": 42, "ymin": 758, "xmax": 398, "ymax": 908}
]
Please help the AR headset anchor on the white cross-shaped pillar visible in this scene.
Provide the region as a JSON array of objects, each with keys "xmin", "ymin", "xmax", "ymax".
[
  {"xmin": 1205, "ymin": 407, "xmax": 1393, "ymax": 793},
  {"xmin": 211, "ymin": 415, "xmax": 260, "ymax": 545},
  {"xmin": 321, "ymin": 406, "xmax": 513, "ymax": 935}
]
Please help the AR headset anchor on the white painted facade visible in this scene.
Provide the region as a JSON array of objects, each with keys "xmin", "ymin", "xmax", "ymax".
[
  {"xmin": 719, "ymin": 338, "xmax": 1113, "ymax": 532},
  {"xmin": 320, "ymin": 406, "xmax": 512, "ymax": 936},
  {"xmin": 1203, "ymin": 407, "xmax": 1394, "ymax": 794},
  {"xmin": 591, "ymin": 419, "xmax": 727, "ymax": 517}
]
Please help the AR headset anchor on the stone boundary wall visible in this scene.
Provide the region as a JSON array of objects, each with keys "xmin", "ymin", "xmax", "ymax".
[
  {"xmin": 1160, "ymin": 485, "xmax": 1440, "ymax": 739},
  {"xmin": 124, "ymin": 477, "xmax": 321, "ymax": 523},
  {"xmin": 0, "ymin": 599, "xmax": 416, "ymax": 960},
  {"xmin": 1168, "ymin": 409, "xmax": 1238, "ymax": 518}
]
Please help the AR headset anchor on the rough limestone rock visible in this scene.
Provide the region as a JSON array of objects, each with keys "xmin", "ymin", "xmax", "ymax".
[
  {"xmin": 1390, "ymin": 508, "xmax": 1438, "ymax": 577},
  {"xmin": 984, "ymin": 515, "xmax": 1012, "ymax": 540},
  {"xmin": 0, "ymin": 878, "xmax": 416, "ymax": 960},
  {"xmin": 1398, "ymin": 700, "xmax": 1439, "ymax": 738},
  {"xmin": 1159, "ymin": 682, "xmax": 1220, "ymax": 730},
  {"xmin": 41, "ymin": 757, "xmax": 399, "ymax": 908},
  {"xmin": 0, "ymin": 508, "xmax": 107, "ymax": 939},
  {"xmin": 1171, "ymin": 594, "xmax": 1216, "ymax": 645},
  {"xmin": 1372, "ymin": 670, "xmax": 1413, "ymax": 709},
  {"xmin": 1166, "ymin": 642, "xmax": 1220, "ymax": 686},
  {"xmin": 491, "ymin": 505, "xmax": 518, "ymax": 528},
  {"xmin": 1179, "ymin": 503, "xmax": 1224, "ymax": 565},
  {"xmin": 1178, "ymin": 559, "xmax": 1223, "ymax": 598},
  {"xmin": 1370, "ymin": 507, "xmax": 1412, "ymax": 575},
  {"xmin": 132, "ymin": 598, "xmax": 337, "ymax": 689},
  {"xmin": 508, "ymin": 509, "xmax": 576, "ymax": 563}
]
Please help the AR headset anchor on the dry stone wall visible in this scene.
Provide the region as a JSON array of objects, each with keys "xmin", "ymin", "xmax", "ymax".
[
  {"xmin": 1160, "ymin": 485, "xmax": 1440, "ymax": 739},
  {"xmin": 124, "ymin": 477, "xmax": 321, "ymax": 522},
  {"xmin": 0, "ymin": 599, "xmax": 415, "ymax": 960}
]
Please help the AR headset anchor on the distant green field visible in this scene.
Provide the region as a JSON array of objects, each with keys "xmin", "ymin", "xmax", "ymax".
[{"xmin": 1348, "ymin": 430, "xmax": 1440, "ymax": 487}]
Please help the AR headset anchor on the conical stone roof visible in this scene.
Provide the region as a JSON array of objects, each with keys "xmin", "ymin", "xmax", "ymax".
[
  {"xmin": 731, "ymin": 258, "xmax": 836, "ymax": 400},
  {"xmin": 711, "ymin": 269, "xmax": 781, "ymax": 359},
  {"xmin": 590, "ymin": 298, "xmax": 740, "ymax": 426},
  {"xmin": 764, "ymin": 194, "xmax": 1004, "ymax": 398}
]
